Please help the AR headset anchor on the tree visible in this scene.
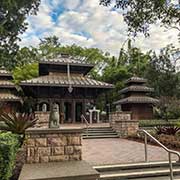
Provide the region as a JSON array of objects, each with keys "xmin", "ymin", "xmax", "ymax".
[
  {"xmin": 145, "ymin": 45, "xmax": 180, "ymax": 97},
  {"xmin": 0, "ymin": 0, "xmax": 40, "ymax": 69},
  {"xmin": 100, "ymin": 0, "xmax": 180, "ymax": 37},
  {"xmin": 39, "ymin": 36, "xmax": 110, "ymax": 78},
  {"xmin": 13, "ymin": 63, "xmax": 38, "ymax": 84}
]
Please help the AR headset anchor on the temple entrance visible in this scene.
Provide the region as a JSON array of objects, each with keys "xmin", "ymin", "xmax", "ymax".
[
  {"xmin": 76, "ymin": 102, "xmax": 83, "ymax": 122},
  {"xmin": 64, "ymin": 102, "xmax": 72, "ymax": 123}
]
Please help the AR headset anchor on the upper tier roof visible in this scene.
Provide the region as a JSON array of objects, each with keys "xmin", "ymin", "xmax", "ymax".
[
  {"xmin": 39, "ymin": 55, "xmax": 94, "ymax": 75},
  {"xmin": 21, "ymin": 74, "xmax": 114, "ymax": 89},
  {"xmin": 125, "ymin": 76, "xmax": 147, "ymax": 84},
  {"xmin": 119, "ymin": 85, "xmax": 154, "ymax": 94},
  {"xmin": 0, "ymin": 67, "xmax": 12, "ymax": 77}
]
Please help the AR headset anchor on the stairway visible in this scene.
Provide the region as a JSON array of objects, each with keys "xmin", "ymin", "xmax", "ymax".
[
  {"xmin": 82, "ymin": 127, "xmax": 119, "ymax": 139},
  {"xmin": 94, "ymin": 161, "xmax": 180, "ymax": 180}
]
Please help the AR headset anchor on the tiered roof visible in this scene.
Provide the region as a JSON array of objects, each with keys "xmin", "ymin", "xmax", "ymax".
[
  {"xmin": 114, "ymin": 76, "xmax": 158, "ymax": 105},
  {"xmin": 21, "ymin": 55, "xmax": 114, "ymax": 89},
  {"xmin": 0, "ymin": 67, "xmax": 20, "ymax": 102}
]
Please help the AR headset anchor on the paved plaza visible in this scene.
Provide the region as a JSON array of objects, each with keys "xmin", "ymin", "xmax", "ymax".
[{"xmin": 82, "ymin": 138, "xmax": 178, "ymax": 165}]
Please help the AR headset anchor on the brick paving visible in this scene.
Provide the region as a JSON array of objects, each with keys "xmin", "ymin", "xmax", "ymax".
[{"xmin": 82, "ymin": 138, "xmax": 178, "ymax": 165}]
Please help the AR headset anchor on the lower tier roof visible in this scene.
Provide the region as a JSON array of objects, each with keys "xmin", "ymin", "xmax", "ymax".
[
  {"xmin": 114, "ymin": 96, "xmax": 159, "ymax": 105},
  {"xmin": 0, "ymin": 92, "xmax": 21, "ymax": 102},
  {"xmin": 20, "ymin": 74, "xmax": 114, "ymax": 89}
]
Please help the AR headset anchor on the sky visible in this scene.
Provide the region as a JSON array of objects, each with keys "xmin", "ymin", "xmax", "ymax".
[{"xmin": 19, "ymin": 0, "xmax": 180, "ymax": 56}]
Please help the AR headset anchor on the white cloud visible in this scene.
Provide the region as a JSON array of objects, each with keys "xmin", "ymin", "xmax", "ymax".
[{"xmin": 19, "ymin": 0, "xmax": 180, "ymax": 56}]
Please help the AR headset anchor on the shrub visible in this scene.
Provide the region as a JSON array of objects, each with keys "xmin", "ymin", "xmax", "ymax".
[
  {"xmin": 155, "ymin": 126, "xmax": 180, "ymax": 135},
  {"xmin": 0, "ymin": 111, "xmax": 38, "ymax": 145},
  {"xmin": 0, "ymin": 132, "xmax": 20, "ymax": 180}
]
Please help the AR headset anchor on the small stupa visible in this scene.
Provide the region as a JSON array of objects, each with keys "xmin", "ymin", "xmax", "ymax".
[{"xmin": 114, "ymin": 76, "xmax": 159, "ymax": 120}]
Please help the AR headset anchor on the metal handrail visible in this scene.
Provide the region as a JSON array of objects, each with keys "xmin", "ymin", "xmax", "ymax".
[
  {"xmin": 140, "ymin": 129, "xmax": 180, "ymax": 180},
  {"xmin": 81, "ymin": 114, "xmax": 90, "ymax": 137}
]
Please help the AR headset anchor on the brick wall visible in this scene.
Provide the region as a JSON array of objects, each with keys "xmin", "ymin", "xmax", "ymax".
[
  {"xmin": 25, "ymin": 128, "xmax": 83, "ymax": 164},
  {"xmin": 110, "ymin": 111, "xmax": 139, "ymax": 137}
]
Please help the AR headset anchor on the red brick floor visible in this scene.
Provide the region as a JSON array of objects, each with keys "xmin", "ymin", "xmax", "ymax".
[{"xmin": 82, "ymin": 138, "xmax": 178, "ymax": 165}]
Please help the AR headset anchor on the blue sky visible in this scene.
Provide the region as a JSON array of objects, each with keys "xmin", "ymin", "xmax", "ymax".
[{"xmin": 19, "ymin": 0, "xmax": 180, "ymax": 56}]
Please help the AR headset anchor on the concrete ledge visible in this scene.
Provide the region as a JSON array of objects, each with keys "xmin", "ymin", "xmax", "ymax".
[
  {"xmin": 26, "ymin": 127, "xmax": 84, "ymax": 134},
  {"xmin": 19, "ymin": 161, "xmax": 99, "ymax": 180}
]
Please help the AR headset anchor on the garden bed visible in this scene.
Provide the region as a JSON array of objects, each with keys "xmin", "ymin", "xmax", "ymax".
[{"xmin": 127, "ymin": 133, "xmax": 180, "ymax": 152}]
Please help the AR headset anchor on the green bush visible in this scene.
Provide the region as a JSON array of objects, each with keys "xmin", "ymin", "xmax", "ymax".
[
  {"xmin": 0, "ymin": 132, "xmax": 20, "ymax": 180},
  {"xmin": 139, "ymin": 119, "xmax": 179, "ymax": 127}
]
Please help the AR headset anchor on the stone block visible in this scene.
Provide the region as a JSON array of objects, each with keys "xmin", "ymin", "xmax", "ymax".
[
  {"xmin": 67, "ymin": 136, "xmax": 80, "ymax": 145},
  {"xmin": 38, "ymin": 147, "xmax": 51, "ymax": 156},
  {"xmin": 35, "ymin": 138, "xmax": 47, "ymax": 147},
  {"xmin": 27, "ymin": 148, "xmax": 34, "ymax": 157},
  {"xmin": 52, "ymin": 147, "xmax": 64, "ymax": 155},
  {"xmin": 69, "ymin": 154, "xmax": 82, "ymax": 161},
  {"xmin": 49, "ymin": 155, "xmax": 69, "ymax": 162},
  {"xmin": 40, "ymin": 156, "xmax": 49, "ymax": 163},
  {"xmin": 65, "ymin": 146, "xmax": 74, "ymax": 155},
  {"xmin": 26, "ymin": 139, "xmax": 35, "ymax": 147},
  {"xmin": 73, "ymin": 146, "xmax": 81, "ymax": 154},
  {"xmin": 48, "ymin": 137, "xmax": 67, "ymax": 146}
]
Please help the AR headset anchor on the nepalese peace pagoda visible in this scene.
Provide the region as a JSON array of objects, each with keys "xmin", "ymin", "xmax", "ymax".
[
  {"xmin": 0, "ymin": 67, "xmax": 21, "ymax": 111},
  {"xmin": 20, "ymin": 54, "xmax": 114, "ymax": 125},
  {"xmin": 114, "ymin": 76, "xmax": 159, "ymax": 120}
]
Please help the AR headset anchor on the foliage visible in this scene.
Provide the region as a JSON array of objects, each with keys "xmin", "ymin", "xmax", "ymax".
[
  {"xmin": 155, "ymin": 125, "xmax": 180, "ymax": 135},
  {"xmin": 145, "ymin": 45, "xmax": 180, "ymax": 97},
  {"xmin": 0, "ymin": 111, "xmax": 37, "ymax": 135},
  {"xmin": 100, "ymin": 0, "xmax": 180, "ymax": 37},
  {"xmin": 13, "ymin": 63, "xmax": 38, "ymax": 84},
  {"xmin": 139, "ymin": 119, "xmax": 179, "ymax": 127},
  {"xmin": 0, "ymin": 0, "xmax": 40, "ymax": 70},
  {"xmin": 154, "ymin": 96, "xmax": 180, "ymax": 120},
  {"xmin": 0, "ymin": 132, "xmax": 20, "ymax": 180},
  {"xmin": 128, "ymin": 133, "xmax": 180, "ymax": 150}
]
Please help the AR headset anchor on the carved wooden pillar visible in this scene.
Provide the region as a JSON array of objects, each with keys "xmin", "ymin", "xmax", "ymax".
[
  {"xmin": 72, "ymin": 100, "xmax": 76, "ymax": 123},
  {"xmin": 60, "ymin": 100, "xmax": 64, "ymax": 124}
]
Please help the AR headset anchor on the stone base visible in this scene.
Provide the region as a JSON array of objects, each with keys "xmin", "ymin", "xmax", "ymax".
[
  {"xmin": 110, "ymin": 111, "xmax": 139, "ymax": 137},
  {"xmin": 25, "ymin": 128, "xmax": 83, "ymax": 163},
  {"xmin": 18, "ymin": 161, "xmax": 99, "ymax": 180}
]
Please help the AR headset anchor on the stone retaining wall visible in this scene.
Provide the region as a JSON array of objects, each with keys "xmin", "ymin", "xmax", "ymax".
[
  {"xmin": 110, "ymin": 111, "xmax": 139, "ymax": 137},
  {"xmin": 25, "ymin": 128, "xmax": 83, "ymax": 164}
]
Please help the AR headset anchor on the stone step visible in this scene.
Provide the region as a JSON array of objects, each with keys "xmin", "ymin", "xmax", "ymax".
[
  {"xmin": 94, "ymin": 162, "xmax": 180, "ymax": 180},
  {"xmin": 83, "ymin": 135, "xmax": 119, "ymax": 139},
  {"xmin": 94, "ymin": 161, "xmax": 180, "ymax": 172},
  {"xmin": 85, "ymin": 131, "xmax": 117, "ymax": 134},
  {"xmin": 99, "ymin": 168, "xmax": 180, "ymax": 179},
  {"xmin": 83, "ymin": 133, "xmax": 117, "ymax": 136}
]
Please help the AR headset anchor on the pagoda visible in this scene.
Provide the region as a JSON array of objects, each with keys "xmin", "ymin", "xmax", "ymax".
[
  {"xmin": 20, "ymin": 54, "xmax": 114, "ymax": 123},
  {"xmin": 0, "ymin": 67, "xmax": 21, "ymax": 111},
  {"xmin": 114, "ymin": 76, "xmax": 159, "ymax": 120}
]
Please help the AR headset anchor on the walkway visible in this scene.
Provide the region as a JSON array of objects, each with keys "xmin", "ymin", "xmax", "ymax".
[{"xmin": 82, "ymin": 138, "xmax": 178, "ymax": 165}]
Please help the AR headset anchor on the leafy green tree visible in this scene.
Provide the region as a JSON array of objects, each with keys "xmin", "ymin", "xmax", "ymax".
[
  {"xmin": 13, "ymin": 63, "xmax": 38, "ymax": 84},
  {"xmin": 0, "ymin": 0, "xmax": 40, "ymax": 69},
  {"xmin": 39, "ymin": 36, "xmax": 110, "ymax": 78},
  {"xmin": 100, "ymin": 0, "xmax": 180, "ymax": 37},
  {"xmin": 15, "ymin": 47, "xmax": 39, "ymax": 66},
  {"xmin": 145, "ymin": 45, "xmax": 180, "ymax": 97}
]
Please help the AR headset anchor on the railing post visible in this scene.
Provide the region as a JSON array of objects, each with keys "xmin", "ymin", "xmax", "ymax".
[
  {"xmin": 169, "ymin": 152, "xmax": 174, "ymax": 180},
  {"xmin": 144, "ymin": 133, "xmax": 148, "ymax": 162}
]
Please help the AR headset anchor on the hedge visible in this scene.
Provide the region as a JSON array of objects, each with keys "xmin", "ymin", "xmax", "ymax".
[
  {"xmin": 0, "ymin": 132, "xmax": 20, "ymax": 180},
  {"xmin": 139, "ymin": 119, "xmax": 180, "ymax": 127}
]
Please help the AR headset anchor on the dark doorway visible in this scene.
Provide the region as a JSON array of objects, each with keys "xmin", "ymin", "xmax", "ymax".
[
  {"xmin": 64, "ymin": 102, "xmax": 72, "ymax": 123},
  {"xmin": 76, "ymin": 102, "xmax": 82, "ymax": 122}
]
